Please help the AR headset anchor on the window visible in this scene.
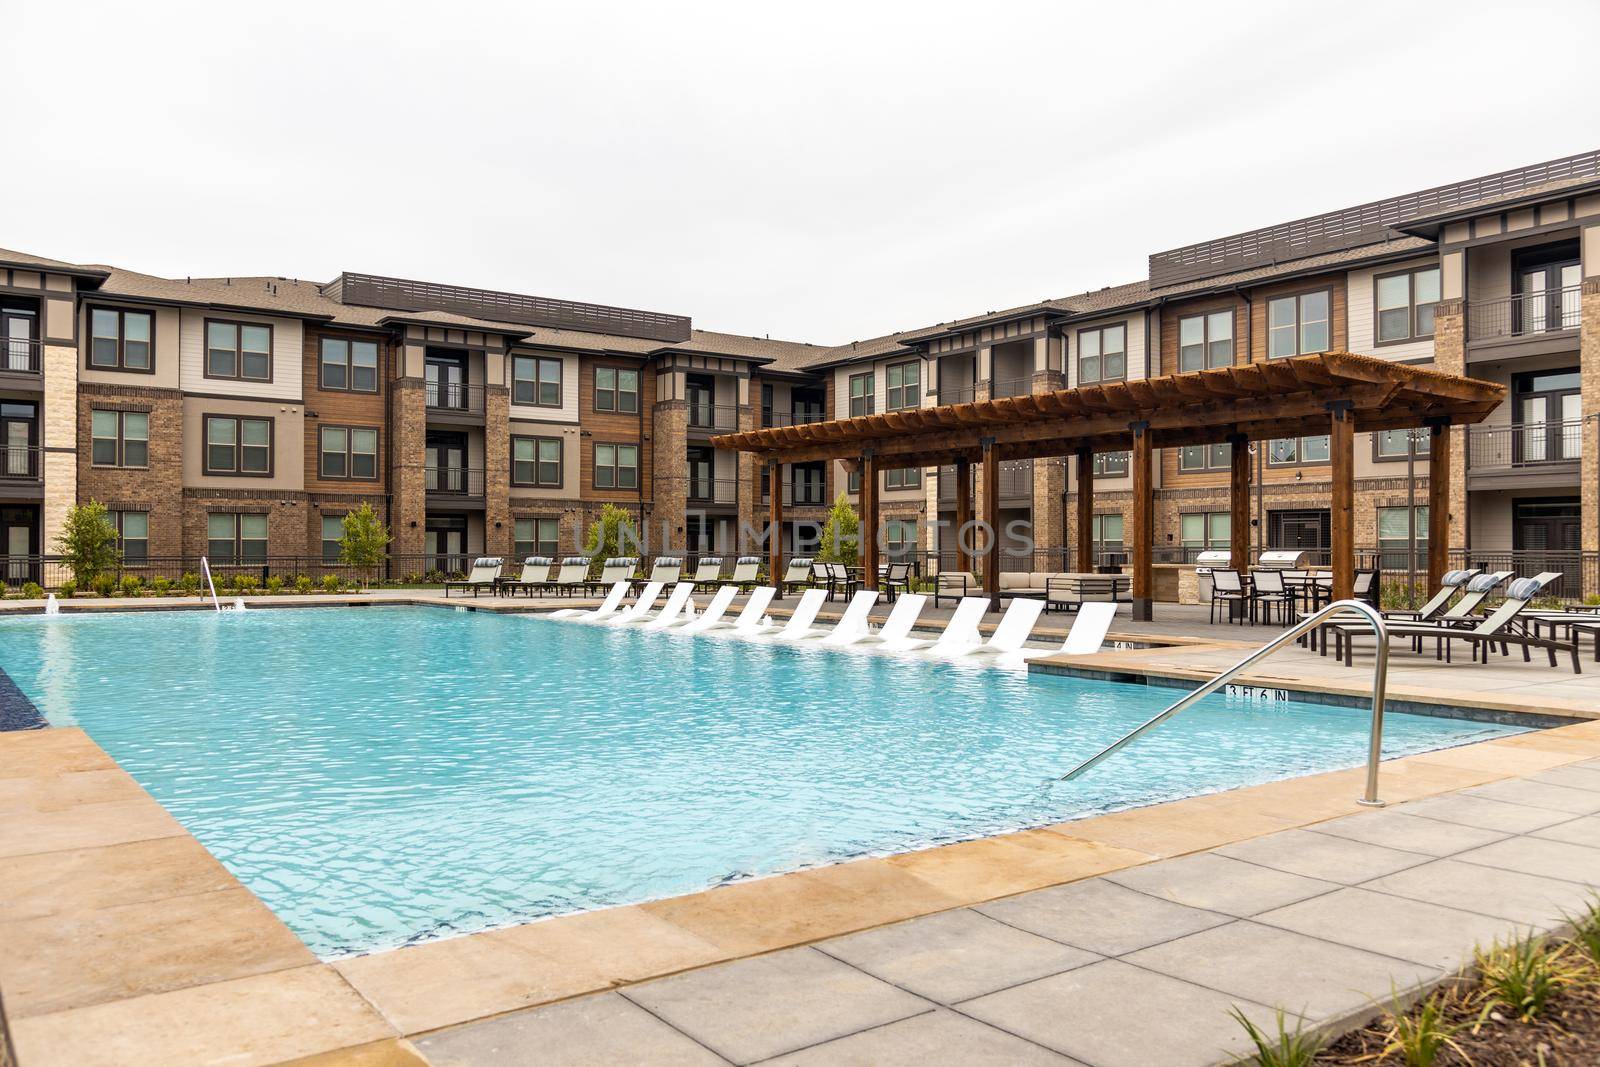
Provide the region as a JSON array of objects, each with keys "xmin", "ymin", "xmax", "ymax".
[
  {"xmin": 1374, "ymin": 428, "xmax": 1419, "ymax": 461},
  {"xmin": 204, "ymin": 415, "xmax": 272, "ymax": 475},
  {"xmin": 207, "ymin": 512, "xmax": 267, "ymax": 564},
  {"xmin": 515, "ymin": 517, "xmax": 560, "ymax": 559},
  {"xmin": 849, "ymin": 372, "xmax": 874, "ymax": 417},
  {"xmin": 1181, "ymin": 512, "xmax": 1230, "ymax": 559},
  {"xmin": 318, "ymin": 426, "xmax": 378, "ymax": 480},
  {"xmin": 513, "ymin": 436, "xmax": 562, "ymax": 487},
  {"xmin": 1094, "ymin": 451, "xmax": 1129, "ymax": 476},
  {"xmin": 1374, "ymin": 266, "xmax": 1440, "ymax": 344},
  {"xmin": 111, "ymin": 510, "xmax": 149, "ymax": 563},
  {"xmin": 90, "ymin": 409, "xmax": 148, "ymax": 468},
  {"xmin": 88, "ymin": 307, "xmax": 153, "ymax": 371},
  {"xmin": 886, "ymin": 361, "xmax": 920, "ymax": 410},
  {"xmin": 513, "ymin": 355, "xmax": 562, "ymax": 407},
  {"xmin": 319, "ymin": 337, "xmax": 379, "ymax": 392},
  {"xmin": 1377, "ymin": 505, "xmax": 1429, "ymax": 571},
  {"xmin": 1078, "ymin": 324, "xmax": 1127, "ymax": 383},
  {"xmin": 205, "ymin": 320, "xmax": 272, "ymax": 381},
  {"xmin": 847, "ymin": 467, "xmax": 860, "ymax": 493},
  {"xmin": 594, "ymin": 366, "xmax": 639, "ymax": 413},
  {"xmin": 1267, "ymin": 290, "xmax": 1331, "ymax": 358},
  {"xmin": 885, "ymin": 519, "xmax": 915, "ymax": 560},
  {"xmin": 1268, "ymin": 435, "xmax": 1330, "ymax": 466},
  {"xmin": 321, "ymin": 514, "xmax": 345, "ymax": 563},
  {"xmin": 593, "ymin": 443, "xmax": 638, "ymax": 489},
  {"xmin": 1092, "ymin": 514, "xmax": 1124, "ymax": 549},
  {"xmin": 886, "ymin": 466, "xmax": 920, "ymax": 490},
  {"xmin": 1178, "ymin": 442, "xmax": 1230, "ymax": 472},
  {"xmin": 1178, "ymin": 311, "xmax": 1234, "ymax": 371}
]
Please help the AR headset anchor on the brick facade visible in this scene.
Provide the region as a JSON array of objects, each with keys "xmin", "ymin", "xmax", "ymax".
[{"xmin": 76, "ymin": 382, "xmax": 184, "ymax": 558}]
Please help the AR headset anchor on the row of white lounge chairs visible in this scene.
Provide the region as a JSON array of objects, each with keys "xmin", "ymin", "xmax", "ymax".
[{"xmin": 545, "ymin": 581, "xmax": 1118, "ymax": 663}]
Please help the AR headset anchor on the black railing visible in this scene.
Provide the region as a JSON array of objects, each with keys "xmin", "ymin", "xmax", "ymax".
[
  {"xmin": 1447, "ymin": 549, "xmax": 1598, "ymax": 601},
  {"xmin": 685, "ymin": 476, "xmax": 740, "ymax": 505},
  {"xmin": 1467, "ymin": 285, "xmax": 1583, "ymax": 341},
  {"xmin": 1466, "ymin": 420, "xmax": 1584, "ymax": 469},
  {"xmin": 0, "ymin": 446, "xmax": 42, "ymax": 482},
  {"xmin": 990, "ymin": 374, "xmax": 1035, "ymax": 399},
  {"xmin": 687, "ymin": 403, "xmax": 739, "ymax": 432},
  {"xmin": 425, "ymin": 466, "xmax": 486, "ymax": 495},
  {"xmin": 762, "ymin": 481, "xmax": 828, "ymax": 507},
  {"xmin": 425, "ymin": 381, "xmax": 486, "ymax": 414},
  {"xmin": 0, "ymin": 337, "xmax": 42, "ymax": 374},
  {"xmin": 762, "ymin": 410, "xmax": 826, "ymax": 428},
  {"xmin": 937, "ymin": 384, "xmax": 978, "ymax": 405},
  {"xmin": 936, "ymin": 460, "xmax": 1033, "ymax": 502}
]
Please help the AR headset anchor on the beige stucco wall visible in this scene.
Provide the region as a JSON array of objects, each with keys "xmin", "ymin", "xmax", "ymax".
[
  {"xmin": 78, "ymin": 303, "xmax": 182, "ymax": 389},
  {"xmin": 180, "ymin": 396, "xmax": 305, "ymax": 490}
]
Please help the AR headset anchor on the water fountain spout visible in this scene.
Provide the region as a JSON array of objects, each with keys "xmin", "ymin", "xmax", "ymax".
[{"xmin": 44, "ymin": 593, "xmax": 59, "ymax": 616}]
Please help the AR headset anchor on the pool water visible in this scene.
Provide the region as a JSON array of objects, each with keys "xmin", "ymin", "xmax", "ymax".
[{"xmin": 0, "ymin": 606, "xmax": 1521, "ymax": 957}]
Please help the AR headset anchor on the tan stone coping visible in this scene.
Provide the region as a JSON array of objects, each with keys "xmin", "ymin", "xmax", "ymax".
[{"xmin": 5, "ymin": 714, "xmax": 1600, "ymax": 1064}]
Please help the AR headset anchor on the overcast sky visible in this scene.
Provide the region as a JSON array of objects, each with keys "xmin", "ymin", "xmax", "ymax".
[{"xmin": 12, "ymin": 1, "xmax": 1600, "ymax": 345}]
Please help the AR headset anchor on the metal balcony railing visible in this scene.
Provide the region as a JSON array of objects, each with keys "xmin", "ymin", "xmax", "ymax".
[
  {"xmin": 685, "ymin": 476, "xmax": 740, "ymax": 505},
  {"xmin": 1467, "ymin": 285, "xmax": 1582, "ymax": 341},
  {"xmin": 762, "ymin": 481, "xmax": 828, "ymax": 507},
  {"xmin": 762, "ymin": 410, "xmax": 827, "ymax": 428},
  {"xmin": 990, "ymin": 374, "xmax": 1035, "ymax": 399},
  {"xmin": 425, "ymin": 381, "xmax": 486, "ymax": 414},
  {"xmin": 0, "ymin": 445, "xmax": 42, "ymax": 482},
  {"xmin": 937, "ymin": 460, "xmax": 1033, "ymax": 502},
  {"xmin": 0, "ymin": 338, "xmax": 43, "ymax": 374},
  {"xmin": 424, "ymin": 466, "xmax": 486, "ymax": 495},
  {"xmin": 686, "ymin": 403, "xmax": 739, "ymax": 432},
  {"xmin": 1466, "ymin": 420, "xmax": 1583, "ymax": 468}
]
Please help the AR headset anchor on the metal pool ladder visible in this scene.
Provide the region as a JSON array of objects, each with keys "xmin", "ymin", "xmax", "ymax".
[{"xmin": 1059, "ymin": 599, "xmax": 1391, "ymax": 807}]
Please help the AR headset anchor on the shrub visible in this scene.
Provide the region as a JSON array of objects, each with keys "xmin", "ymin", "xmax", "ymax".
[
  {"xmin": 1377, "ymin": 986, "xmax": 1469, "ymax": 1067},
  {"xmin": 322, "ymin": 574, "xmax": 342, "ymax": 594},
  {"xmin": 337, "ymin": 503, "xmax": 391, "ymax": 588},
  {"xmin": 1474, "ymin": 936, "xmax": 1582, "ymax": 1022},
  {"xmin": 816, "ymin": 493, "xmax": 860, "ymax": 565},
  {"xmin": 423, "ymin": 568, "xmax": 446, "ymax": 584},
  {"xmin": 295, "ymin": 575, "xmax": 314, "ymax": 595},
  {"xmin": 57, "ymin": 579, "xmax": 76, "ymax": 598},
  {"xmin": 91, "ymin": 573, "xmax": 116, "ymax": 597},
  {"xmin": 1229, "ymin": 1007, "xmax": 1322, "ymax": 1066},
  {"xmin": 583, "ymin": 503, "xmax": 639, "ymax": 575},
  {"xmin": 21, "ymin": 582, "xmax": 43, "ymax": 600},
  {"xmin": 178, "ymin": 572, "xmax": 200, "ymax": 596},
  {"xmin": 119, "ymin": 575, "xmax": 143, "ymax": 598},
  {"xmin": 54, "ymin": 501, "xmax": 121, "ymax": 588},
  {"xmin": 402, "ymin": 571, "xmax": 425, "ymax": 585},
  {"xmin": 264, "ymin": 576, "xmax": 284, "ymax": 595},
  {"xmin": 233, "ymin": 575, "xmax": 259, "ymax": 594},
  {"xmin": 1562, "ymin": 894, "xmax": 1600, "ymax": 968},
  {"xmin": 151, "ymin": 576, "xmax": 172, "ymax": 596},
  {"xmin": 0, "ymin": 580, "xmax": 8, "ymax": 598},
  {"xmin": 1584, "ymin": 593, "xmax": 1600, "ymax": 607}
]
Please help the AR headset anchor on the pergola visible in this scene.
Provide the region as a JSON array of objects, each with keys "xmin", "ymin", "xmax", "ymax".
[{"xmin": 714, "ymin": 352, "xmax": 1505, "ymax": 619}]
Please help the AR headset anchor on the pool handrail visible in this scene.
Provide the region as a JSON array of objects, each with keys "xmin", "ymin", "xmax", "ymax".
[{"xmin": 1058, "ymin": 599, "xmax": 1391, "ymax": 807}]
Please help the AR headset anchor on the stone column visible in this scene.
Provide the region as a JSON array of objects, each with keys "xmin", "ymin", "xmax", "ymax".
[
  {"xmin": 483, "ymin": 384, "xmax": 511, "ymax": 558},
  {"xmin": 1431, "ymin": 296, "xmax": 1469, "ymax": 552},
  {"xmin": 651, "ymin": 400, "xmax": 688, "ymax": 558},
  {"xmin": 736, "ymin": 396, "xmax": 759, "ymax": 548},
  {"xmin": 390, "ymin": 378, "xmax": 428, "ymax": 560},
  {"xmin": 42, "ymin": 342, "xmax": 78, "ymax": 552}
]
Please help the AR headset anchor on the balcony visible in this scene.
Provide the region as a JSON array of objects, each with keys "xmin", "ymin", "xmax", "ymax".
[
  {"xmin": 686, "ymin": 476, "xmax": 739, "ymax": 506},
  {"xmin": 1466, "ymin": 420, "xmax": 1583, "ymax": 490},
  {"xmin": 762, "ymin": 410, "xmax": 826, "ymax": 429},
  {"xmin": 0, "ymin": 338, "xmax": 43, "ymax": 378},
  {"xmin": 1467, "ymin": 286, "xmax": 1582, "ymax": 351},
  {"xmin": 0, "ymin": 445, "xmax": 43, "ymax": 492},
  {"xmin": 762, "ymin": 481, "xmax": 828, "ymax": 507},
  {"xmin": 425, "ymin": 466, "xmax": 486, "ymax": 501},
  {"xmin": 686, "ymin": 403, "xmax": 739, "ymax": 434},
  {"xmin": 425, "ymin": 381, "xmax": 486, "ymax": 418},
  {"xmin": 937, "ymin": 460, "xmax": 1033, "ymax": 504}
]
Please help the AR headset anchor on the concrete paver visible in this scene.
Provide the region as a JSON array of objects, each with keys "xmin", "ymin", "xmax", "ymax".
[
  {"xmin": 1214, "ymin": 827, "xmax": 1428, "ymax": 883},
  {"xmin": 1102, "ymin": 851, "xmax": 1339, "ymax": 916},
  {"xmin": 414, "ymin": 992, "xmax": 723, "ymax": 1067},
  {"xmin": 1395, "ymin": 791, "xmax": 1576, "ymax": 833},
  {"xmin": 760, "ymin": 1008, "xmax": 1078, "ymax": 1066},
  {"xmin": 1306, "ymin": 808, "xmax": 1508, "ymax": 856},
  {"xmin": 1256, "ymin": 887, "xmax": 1519, "ymax": 970},
  {"xmin": 1453, "ymin": 835, "xmax": 1600, "ymax": 886},
  {"xmin": 1464, "ymin": 777, "xmax": 1600, "ymax": 814},
  {"xmin": 975, "ymin": 878, "xmax": 1230, "ymax": 956},
  {"xmin": 1361, "ymin": 857, "xmax": 1597, "ymax": 927}
]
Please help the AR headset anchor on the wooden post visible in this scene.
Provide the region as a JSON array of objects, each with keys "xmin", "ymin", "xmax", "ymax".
[
  {"xmin": 1075, "ymin": 447, "xmax": 1094, "ymax": 573},
  {"xmin": 860, "ymin": 451, "xmax": 879, "ymax": 590},
  {"xmin": 1330, "ymin": 401, "xmax": 1355, "ymax": 601},
  {"xmin": 1427, "ymin": 421, "xmax": 1451, "ymax": 595},
  {"xmin": 1130, "ymin": 422, "xmax": 1153, "ymax": 621},
  {"xmin": 768, "ymin": 459, "xmax": 783, "ymax": 591},
  {"xmin": 981, "ymin": 438, "xmax": 999, "ymax": 608},
  {"xmin": 954, "ymin": 457, "xmax": 973, "ymax": 574},
  {"xmin": 1229, "ymin": 433, "xmax": 1251, "ymax": 571}
]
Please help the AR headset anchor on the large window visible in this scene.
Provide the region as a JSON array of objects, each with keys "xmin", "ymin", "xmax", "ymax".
[
  {"xmin": 90, "ymin": 409, "xmax": 148, "ymax": 468},
  {"xmin": 594, "ymin": 367, "xmax": 639, "ymax": 413},
  {"xmin": 1377, "ymin": 505, "xmax": 1429, "ymax": 571},
  {"xmin": 89, "ymin": 307, "xmax": 153, "ymax": 371},
  {"xmin": 513, "ymin": 355, "xmax": 562, "ymax": 407},
  {"xmin": 319, "ymin": 337, "xmax": 379, "ymax": 392},
  {"xmin": 111, "ymin": 510, "xmax": 149, "ymax": 563},
  {"xmin": 849, "ymin": 372, "xmax": 874, "ymax": 417},
  {"xmin": 318, "ymin": 426, "xmax": 378, "ymax": 480},
  {"xmin": 593, "ymin": 442, "xmax": 638, "ymax": 489},
  {"xmin": 1268, "ymin": 435, "xmax": 1330, "ymax": 466},
  {"xmin": 1078, "ymin": 324, "xmax": 1127, "ymax": 383},
  {"xmin": 1178, "ymin": 311, "xmax": 1233, "ymax": 371},
  {"xmin": 886, "ymin": 361, "xmax": 920, "ymax": 411},
  {"xmin": 515, "ymin": 517, "xmax": 560, "ymax": 559},
  {"xmin": 513, "ymin": 436, "xmax": 562, "ymax": 487},
  {"xmin": 1374, "ymin": 428, "xmax": 1419, "ymax": 461},
  {"xmin": 1181, "ymin": 512, "xmax": 1230, "ymax": 558},
  {"xmin": 1375, "ymin": 266, "xmax": 1440, "ymax": 344},
  {"xmin": 885, "ymin": 519, "xmax": 916, "ymax": 560},
  {"xmin": 1178, "ymin": 442, "xmax": 1230, "ymax": 472},
  {"xmin": 885, "ymin": 466, "xmax": 920, "ymax": 490},
  {"xmin": 1094, "ymin": 451, "xmax": 1129, "ymax": 477},
  {"xmin": 207, "ymin": 512, "xmax": 267, "ymax": 563},
  {"xmin": 205, "ymin": 320, "xmax": 272, "ymax": 381},
  {"xmin": 204, "ymin": 415, "xmax": 272, "ymax": 475},
  {"xmin": 1267, "ymin": 290, "xmax": 1331, "ymax": 358},
  {"xmin": 1092, "ymin": 514, "xmax": 1124, "ymax": 552},
  {"xmin": 321, "ymin": 514, "xmax": 345, "ymax": 563}
]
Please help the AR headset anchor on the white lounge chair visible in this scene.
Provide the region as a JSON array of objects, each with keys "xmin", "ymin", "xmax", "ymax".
[
  {"xmin": 828, "ymin": 592, "xmax": 925, "ymax": 648},
  {"xmin": 639, "ymin": 557, "xmax": 682, "ymax": 590},
  {"xmin": 603, "ymin": 581, "xmax": 664, "ymax": 626},
  {"xmin": 677, "ymin": 585, "xmax": 738, "ymax": 633},
  {"xmin": 548, "ymin": 556, "xmax": 591, "ymax": 598},
  {"xmin": 902, "ymin": 596, "xmax": 991, "ymax": 654},
  {"xmin": 1006, "ymin": 601, "xmax": 1117, "ymax": 663},
  {"xmin": 762, "ymin": 588, "xmax": 829, "ymax": 641},
  {"xmin": 444, "ymin": 557, "xmax": 503, "ymax": 598},
  {"xmin": 548, "ymin": 580, "xmax": 629, "ymax": 621},
  {"xmin": 688, "ymin": 556, "xmax": 724, "ymax": 590},
  {"xmin": 639, "ymin": 583, "xmax": 699, "ymax": 630},
  {"xmin": 695, "ymin": 586, "xmax": 777, "ymax": 636},
  {"xmin": 821, "ymin": 590, "xmax": 881, "ymax": 645},
  {"xmin": 940, "ymin": 597, "xmax": 1044, "ymax": 658},
  {"xmin": 727, "ymin": 556, "xmax": 761, "ymax": 590}
]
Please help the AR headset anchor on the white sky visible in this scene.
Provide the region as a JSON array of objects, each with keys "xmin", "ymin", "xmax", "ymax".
[{"xmin": 11, "ymin": 0, "xmax": 1600, "ymax": 345}]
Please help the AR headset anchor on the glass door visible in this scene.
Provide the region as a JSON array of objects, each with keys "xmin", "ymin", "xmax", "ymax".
[
  {"xmin": 1513, "ymin": 369, "xmax": 1580, "ymax": 464},
  {"xmin": 1, "ymin": 506, "xmax": 38, "ymax": 584},
  {"xmin": 425, "ymin": 356, "xmax": 466, "ymax": 409},
  {"xmin": 1, "ymin": 307, "xmax": 36, "ymax": 371},
  {"xmin": 0, "ymin": 402, "xmax": 37, "ymax": 479},
  {"xmin": 686, "ymin": 374, "xmax": 715, "ymax": 429},
  {"xmin": 425, "ymin": 433, "xmax": 467, "ymax": 493},
  {"xmin": 424, "ymin": 515, "xmax": 468, "ymax": 575}
]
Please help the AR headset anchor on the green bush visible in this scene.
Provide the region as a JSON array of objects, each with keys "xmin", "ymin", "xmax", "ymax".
[
  {"xmin": 264, "ymin": 576, "xmax": 284, "ymax": 595},
  {"xmin": 21, "ymin": 582, "xmax": 44, "ymax": 600},
  {"xmin": 1584, "ymin": 593, "xmax": 1600, "ymax": 607},
  {"xmin": 151, "ymin": 576, "xmax": 172, "ymax": 596},
  {"xmin": 321, "ymin": 574, "xmax": 342, "ymax": 594},
  {"xmin": 0, "ymin": 580, "xmax": 8, "ymax": 598},
  {"xmin": 91, "ymin": 573, "xmax": 116, "ymax": 597},
  {"xmin": 57, "ymin": 579, "xmax": 76, "ymax": 598},
  {"xmin": 1475, "ymin": 936, "xmax": 1582, "ymax": 1022},
  {"xmin": 295, "ymin": 575, "xmax": 314, "ymax": 594},
  {"xmin": 178, "ymin": 572, "xmax": 200, "ymax": 596},
  {"xmin": 120, "ymin": 575, "xmax": 143, "ymax": 598},
  {"xmin": 55, "ymin": 501, "xmax": 121, "ymax": 588},
  {"xmin": 1229, "ymin": 1007, "xmax": 1323, "ymax": 1066},
  {"xmin": 233, "ymin": 575, "xmax": 259, "ymax": 594}
]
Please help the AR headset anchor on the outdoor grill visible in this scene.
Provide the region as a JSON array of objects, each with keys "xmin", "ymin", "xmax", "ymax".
[
  {"xmin": 1193, "ymin": 549, "xmax": 1235, "ymax": 602},
  {"xmin": 1256, "ymin": 549, "xmax": 1314, "ymax": 571}
]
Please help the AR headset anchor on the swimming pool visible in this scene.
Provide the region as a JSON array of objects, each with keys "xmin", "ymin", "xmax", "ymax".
[{"xmin": 0, "ymin": 605, "xmax": 1522, "ymax": 957}]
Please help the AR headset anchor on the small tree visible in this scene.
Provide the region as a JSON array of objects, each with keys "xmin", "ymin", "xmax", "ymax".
[
  {"xmin": 339, "ymin": 503, "xmax": 392, "ymax": 589},
  {"xmin": 583, "ymin": 503, "xmax": 639, "ymax": 574},
  {"xmin": 816, "ymin": 493, "xmax": 860, "ymax": 564},
  {"xmin": 56, "ymin": 501, "xmax": 121, "ymax": 588}
]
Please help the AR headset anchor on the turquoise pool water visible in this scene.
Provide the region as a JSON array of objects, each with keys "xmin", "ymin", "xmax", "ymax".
[{"xmin": 0, "ymin": 606, "xmax": 1521, "ymax": 957}]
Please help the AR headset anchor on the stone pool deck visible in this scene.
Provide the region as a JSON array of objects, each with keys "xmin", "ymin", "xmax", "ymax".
[{"xmin": 2, "ymin": 594, "xmax": 1599, "ymax": 1064}]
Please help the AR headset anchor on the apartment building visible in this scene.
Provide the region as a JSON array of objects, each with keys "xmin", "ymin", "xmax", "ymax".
[{"xmin": 2, "ymin": 147, "xmax": 1597, "ymax": 592}]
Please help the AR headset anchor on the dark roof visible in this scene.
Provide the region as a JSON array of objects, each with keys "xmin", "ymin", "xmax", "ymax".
[{"xmin": 0, "ymin": 247, "xmax": 109, "ymax": 286}]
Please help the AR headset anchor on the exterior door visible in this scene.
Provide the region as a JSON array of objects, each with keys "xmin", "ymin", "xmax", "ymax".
[
  {"xmin": 1514, "ymin": 247, "xmax": 1581, "ymax": 334},
  {"xmin": 1, "ymin": 307, "xmax": 36, "ymax": 372},
  {"xmin": 425, "ymin": 357, "xmax": 466, "ymax": 409},
  {"xmin": 425, "ymin": 432, "xmax": 467, "ymax": 492},
  {"xmin": 424, "ymin": 515, "xmax": 468, "ymax": 574},
  {"xmin": 1513, "ymin": 369, "xmax": 1581, "ymax": 464},
  {"xmin": 686, "ymin": 446, "xmax": 714, "ymax": 502},
  {"xmin": 0, "ymin": 402, "xmax": 37, "ymax": 479},
  {"xmin": 686, "ymin": 374, "xmax": 715, "ymax": 429},
  {"xmin": 1, "ymin": 506, "xmax": 38, "ymax": 584},
  {"xmin": 1514, "ymin": 498, "xmax": 1581, "ymax": 598},
  {"xmin": 1268, "ymin": 509, "xmax": 1331, "ymax": 559}
]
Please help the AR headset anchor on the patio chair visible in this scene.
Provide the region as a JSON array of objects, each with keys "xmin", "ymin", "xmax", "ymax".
[
  {"xmin": 779, "ymin": 557, "xmax": 814, "ymax": 596},
  {"xmin": 1208, "ymin": 569, "xmax": 1249, "ymax": 625},
  {"xmin": 1336, "ymin": 576, "xmax": 1578, "ymax": 672},
  {"xmin": 820, "ymin": 590, "xmax": 881, "ymax": 645},
  {"xmin": 1249, "ymin": 569, "xmax": 1293, "ymax": 626},
  {"xmin": 548, "ymin": 557, "xmax": 592, "ymax": 598},
  {"xmin": 832, "ymin": 593, "xmax": 926, "ymax": 648},
  {"xmin": 1383, "ymin": 568, "xmax": 1479, "ymax": 622},
  {"xmin": 1323, "ymin": 570, "xmax": 1513, "ymax": 651},
  {"xmin": 762, "ymin": 588, "xmax": 830, "ymax": 642},
  {"xmin": 639, "ymin": 557, "xmax": 682, "ymax": 591},
  {"xmin": 603, "ymin": 581, "xmax": 665, "ymax": 626},
  {"xmin": 688, "ymin": 556, "xmax": 724, "ymax": 591},
  {"xmin": 937, "ymin": 597, "xmax": 1044, "ymax": 659},
  {"xmin": 444, "ymin": 558, "xmax": 503, "ymax": 598},
  {"xmin": 587, "ymin": 557, "xmax": 638, "ymax": 595},
  {"xmin": 498, "ymin": 557, "xmax": 553, "ymax": 597},
  {"xmin": 693, "ymin": 586, "xmax": 776, "ymax": 636},
  {"xmin": 674, "ymin": 585, "xmax": 738, "ymax": 633},
  {"xmin": 1006, "ymin": 601, "xmax": 1118, "ymax": 663},
  {"xmin": 933, "ymin": 570, "xmax": 976, "ymax": 608},
  {"xmin": 881, "ymin": 562, "xmax": 913, "ymax": 602},
  {"xmin": 549, "ymin": 580, "xmax": 630, "ymax": 621},
  {"xmin": 726, "ymin": 556, "xmax": 762, "ymax": 591},
  {"xmin": 640, "ymin": 582, "xmax": 699, "ymax": 631}
]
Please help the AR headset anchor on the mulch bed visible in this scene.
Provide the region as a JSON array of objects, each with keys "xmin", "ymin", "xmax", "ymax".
[{"xmin": 1318, "ymin": 978, "xmax": 1600, "ymax": 1066}]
